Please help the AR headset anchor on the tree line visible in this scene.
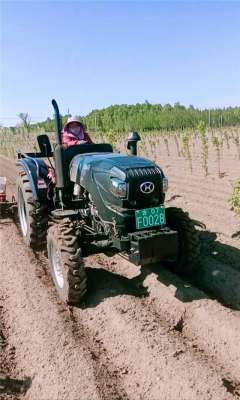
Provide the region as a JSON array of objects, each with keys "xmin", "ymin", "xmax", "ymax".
[{"xmin": 27, "ymin": 102, "xmax": 240, "ymax": 133}]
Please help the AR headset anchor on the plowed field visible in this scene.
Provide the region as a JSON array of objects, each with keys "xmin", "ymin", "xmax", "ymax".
[{"xmin": 0, "ymin": 141, "xmax": 239, "ymax": 400}]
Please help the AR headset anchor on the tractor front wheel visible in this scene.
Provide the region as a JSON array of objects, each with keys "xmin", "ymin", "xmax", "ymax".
[
  {"xmin": 164, "ymin": 207, "xmax": 201, "ymax": 275},
  {"xmin": 47, "ymin": 220, "xmax": 87, "ymax": 305}
]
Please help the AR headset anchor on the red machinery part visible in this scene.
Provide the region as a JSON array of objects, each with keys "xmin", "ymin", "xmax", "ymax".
[
  {"xmin": 0, "ymin": 177, "xmax": 7, "ymax": 203},
  {"xmin": 0, "ymin": 193, "xmax": 7, "ymax": 203}
]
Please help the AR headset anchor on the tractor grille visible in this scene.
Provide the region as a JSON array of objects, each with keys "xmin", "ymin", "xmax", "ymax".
[
  {"xmin": 124, "ymin": 165, "xmax": 164, "ymax": 208},
  {"xmin": 126, "ymin": 166, "xmax": 162, "ymax": 179}
]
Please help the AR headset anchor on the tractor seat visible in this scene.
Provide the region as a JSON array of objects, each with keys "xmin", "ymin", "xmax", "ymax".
[{"xmin": 62, "ymin": 143, "xmax": 113, "ymax": 168}]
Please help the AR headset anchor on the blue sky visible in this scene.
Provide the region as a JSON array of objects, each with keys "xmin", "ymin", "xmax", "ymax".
[{"xmin": 1, "ymin": 1, "xmax": 240, "ymax": 126}]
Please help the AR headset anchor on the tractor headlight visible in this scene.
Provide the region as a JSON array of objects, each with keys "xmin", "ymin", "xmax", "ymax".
[
  {"xmin": 162, "ymin": 177, "xmax": 168, "ymax": 193},
  {"xmin": 110, "ymin": 177, "xmax": 127, "ymax": 198}
]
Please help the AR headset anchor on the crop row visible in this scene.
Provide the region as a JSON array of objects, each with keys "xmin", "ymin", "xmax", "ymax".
[{"xmin": 0, "ymin": 126, "xmax": 239, "ymax": 178}]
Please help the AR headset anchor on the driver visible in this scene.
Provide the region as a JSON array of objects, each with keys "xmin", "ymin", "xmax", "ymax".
[
  {"xmin": 47, "ymin": 117, "xmax": 92, "ymax": 185},
  {"xmin": 62, "ymin": 116, "xmax": 93, "ymax": 146}
]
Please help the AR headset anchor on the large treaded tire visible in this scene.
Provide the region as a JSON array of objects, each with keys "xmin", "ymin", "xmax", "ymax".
[
  {"xmin": 164, "ymin": 207, "xmax": 201, "ymax": 275},
  {"xmin": 47, "ymin": 219, "xmax": 87, "ymax": 305},
  {"xmin": 17, "ymin": 170, "xmax": 48, "ymax": 249}
]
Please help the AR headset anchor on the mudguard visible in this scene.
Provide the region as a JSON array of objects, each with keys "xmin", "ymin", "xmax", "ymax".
[{"xmin": 17, "ymin": 157, "xmax": 49, "ymax": 201}]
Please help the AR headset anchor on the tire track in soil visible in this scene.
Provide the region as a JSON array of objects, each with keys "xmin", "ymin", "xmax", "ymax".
[
  {"xmin": 0, "ymin": 223, "xmax": 128, "ymax": 400},
  {"xmin": 67, "ymin": 309, "xmax": 129, "ymax": 400},
  {"xmin": 192, "ymin": 255, "xmax": 240, "ymax": 309},
  {"xmin": 84, "ymin": 253, "xmax": 240, "ymax": 389},
  {"xmin": 200, "ymin": 235, "xmax": 240, "ymax": 273},
  {"xmin": 69, "ymin": 257, "xmax": 240, "ymax": 400},
  {"xmin": 0, "ymin": 295, "xmax": 31, "ymax": 400},
  {"xmin": 79, "ymin": 298, "xmax": 239, "ymax": 400},
  {"xmin": 28, "ymin": 241, "xmax": 240, "ymax": 399},
  {"xmin": 1, "ymin": 222, "xmax": 240, "ymax": 399},
  {"xmin": 166, "ymin": 198, "xmax": 238, "ymax": 239}
]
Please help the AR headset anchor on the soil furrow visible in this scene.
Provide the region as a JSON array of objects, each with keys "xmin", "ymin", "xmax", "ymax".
[
  {"xmin": 2, "ymin": 222, "xmax": 240, "ymax": 399},
  {"xmin": 167, "ymin": 200, "xmax": 238, "ymax": 238},
  {"xmin": 0, "ymin": 295, "xmax": 29, "ymax": 400},
  {"xmin": 85, "ymin": 252, "xmax": 240, "ymax": 385},
  {"xmin": 168, "ymin": 184, "xmax": 233, "ymax": 207},
  {"xmin": 0, "ymin": 224, "xmax": 102, "ymax": 400},
  {"xmin": 74, "ymin": 295, "xmax": 238, "ymax": 400}
]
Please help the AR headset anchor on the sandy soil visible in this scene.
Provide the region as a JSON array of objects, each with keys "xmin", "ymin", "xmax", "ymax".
[{"xmin": 0, "ymin": 140, "xmax": 240, "ymax": 400}]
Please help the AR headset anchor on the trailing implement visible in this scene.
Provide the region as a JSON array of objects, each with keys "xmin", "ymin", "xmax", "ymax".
[{"xmin": 0, "ymin": 176, "xmax": 16, "ymax": 218}]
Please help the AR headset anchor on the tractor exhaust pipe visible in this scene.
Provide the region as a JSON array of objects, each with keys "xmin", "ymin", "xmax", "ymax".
[
  {"xmin": 52, "ymin": 99, "xmax": 62, "ymax": 145},
  {"xmin": 127, "ymin": 132, "xmax": 141, "ymax": 156},
  {"xmin": 51, "ymin": 99, "xmax": 64, "ymax": 189}
]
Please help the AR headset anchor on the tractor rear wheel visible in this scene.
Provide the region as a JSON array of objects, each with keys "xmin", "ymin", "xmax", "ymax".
[
  {"xmin": 164, "ymin": 206, "xmax": 201, "ymax": 275},
  {"xmin": 17, "ymin": 170, "xmax": 48, "ymax": 249},
  {"xmin": 47, "ymin": 220, "xmax": 87, "ymax": 305}
]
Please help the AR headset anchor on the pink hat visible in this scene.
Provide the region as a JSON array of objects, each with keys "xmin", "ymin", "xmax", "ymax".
[{"xmin": 63, "ymin": 116, "xmax": 83, "ymax": 130}]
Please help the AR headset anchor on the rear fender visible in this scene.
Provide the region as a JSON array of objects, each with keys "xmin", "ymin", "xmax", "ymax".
[{"xmin": 17, "ymin": 157, "xmax": 49, "ymax": 201}]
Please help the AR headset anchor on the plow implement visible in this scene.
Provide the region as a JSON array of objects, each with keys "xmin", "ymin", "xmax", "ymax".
[{"xmin": 0, "ymin": 177, "xmax": 17, "ymax": 218}]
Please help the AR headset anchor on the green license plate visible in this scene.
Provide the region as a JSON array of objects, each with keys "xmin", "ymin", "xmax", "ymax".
[{"xmin": 135, "ymin": 206, "xmax": 166, "ymax": 230}]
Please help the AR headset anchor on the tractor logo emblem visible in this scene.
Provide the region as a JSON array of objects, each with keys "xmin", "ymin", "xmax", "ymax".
[{"xmin": 140, "ymin": 181, "xmax": 155, "ymax": 194}]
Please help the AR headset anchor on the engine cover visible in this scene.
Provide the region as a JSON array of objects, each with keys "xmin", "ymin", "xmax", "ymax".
[{"xmin": 70, "ymin": 152, "xmax": 166, "ymax": 234}]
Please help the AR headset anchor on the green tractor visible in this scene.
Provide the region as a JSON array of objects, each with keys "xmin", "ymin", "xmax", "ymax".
[{"xmin": 16, "ymin": 100, "xmax": 201, "ymax": 304}]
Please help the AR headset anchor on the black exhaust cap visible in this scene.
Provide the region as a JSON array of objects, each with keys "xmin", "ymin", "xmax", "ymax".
[{"xmin": 127, "ymin": 132, "xmax": 141, "ymax": 156}]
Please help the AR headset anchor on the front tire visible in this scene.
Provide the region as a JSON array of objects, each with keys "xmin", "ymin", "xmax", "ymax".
[
  {"xmin": 47, "ymin": 220, "xmax": 87, "ymax": 305},
  {"xmin": 164, "ymin": 207, "xmax": 201, "ymax": 275},
  {"xmin": 17, "ymin": 170, "xmax": 48, "ymax": 249}
]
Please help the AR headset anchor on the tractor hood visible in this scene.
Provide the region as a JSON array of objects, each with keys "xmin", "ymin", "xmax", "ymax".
[
  {"xmin": 70, "ymin": 152, "xmax": 165, "ymax": 218},
  {"xmin": 70, "ymin": 152, "xmax": 161, "ymax": 185}
]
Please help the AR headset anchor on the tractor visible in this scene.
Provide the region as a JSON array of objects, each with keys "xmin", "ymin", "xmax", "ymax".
[{"xmin": 16, "ymin": 99, "xmax": 201, "ymax": 304}]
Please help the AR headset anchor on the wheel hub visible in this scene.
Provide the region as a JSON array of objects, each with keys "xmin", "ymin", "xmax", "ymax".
[
  {"xmin": 18, "ymin": 187, "xmax": 28, "ymax": 237},
  {"xmin": 51, "ymin": 243, "xmax": 64, "ymax": 289}
]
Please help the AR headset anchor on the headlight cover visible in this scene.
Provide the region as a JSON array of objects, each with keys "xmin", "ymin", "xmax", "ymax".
[
  {"xmin": 110, "ymin": 177, "xmax": 127, "ymax": 198},
  {"xmin": 162, "ymin": 177, "xmax": 168, "ymax": 193}
]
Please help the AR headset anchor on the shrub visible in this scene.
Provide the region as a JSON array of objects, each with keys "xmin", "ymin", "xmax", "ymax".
[
  {"xmin": 230, "ymin": 180, "xmax": 240, "ymax": 216},
  {"xmin": 198, "ymin": 121, "xmax": 209, "ymax": 176},
  {"xmin": 181, "ymin": 131, "xmax": 193, "ymax": 173},
  {"xmin": 212, "ymin": 135, "xmax": 221, "ymax": 177}
]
